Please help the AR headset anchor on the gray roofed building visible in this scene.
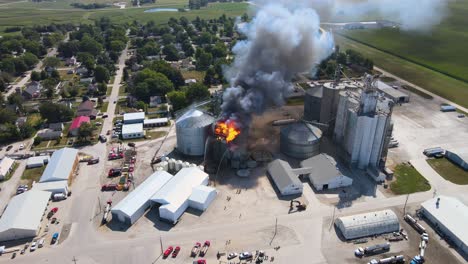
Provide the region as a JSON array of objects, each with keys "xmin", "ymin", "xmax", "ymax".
[
  {"xmin": 445, "ymin": 150, "xmax": 468, "ymax": 171},
  {"xmin": 123, "ymin": 112, "xmax": 145, "ymax": 124},
  {"xmin": 39, "ymin": 148, "xmax": 78, "ymax": 183},
  {"xmin": 0, "ymin": 190, "xmax": 51, "ymax": 241},
  {"xmin": 376, "ymin": 80, "xmax": 409, "ymax": 103},
  {"xmin": 48, "ymin": 122, "xmax": 64, "ymax": 131},
  {"xmin": 267, "ymin": 159, "xmax": 303, "ymax": 196},
  {"xmin": 26, "ymin": 155, "xmax": 50, "ymax": 169},
  {"xmin": 23, "ymin": 81, "xmax": 42, "ymax": 99},
  {"xmin": 300, "ymin": 154, "xmax": 353, "ymax": 191}
]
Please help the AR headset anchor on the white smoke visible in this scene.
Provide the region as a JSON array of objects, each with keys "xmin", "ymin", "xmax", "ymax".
[{"xmin": 221, "ymin": 2, "xmax": 335, "ymax": 127}]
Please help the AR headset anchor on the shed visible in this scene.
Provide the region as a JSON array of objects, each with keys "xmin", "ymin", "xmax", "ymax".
[
  {"xmin": 267, "ymin": 159, "xmax": 303, "ymax": 196},
  {"xmin": 0, "ymin": 190, "xmax": 51, "ymax": 242},
  {"xmin": 122, "ymin": 123, "xmax": 144, "ymax": 139},
  {"xmin": 69, "ymin": 116, "xmax": 90, "ymax": 137},
  {"xmin": 36, "ymin": 129, "xmax": 62, "ymax": 140},
  {"xmin": 111, "ymin": 171, "xmax": 172, "ymax": 225},
  {"xmin": 151, "ymin": 167, "xmax": 209, "ymax": 224},
  {"xmin": 123, "ymin": 112, "xmax": 145, "ymax": 124},
  {"xmin": 421, "ymin": 196, "xmax": 468, "ymax": 255},
  {"xmin": 188, "ymin": 185, "xmax": 217, "ymax": 211},
  {"xmin": 143, "ymin": 118, "xmax": 169, "ymax": 128},
  {"xmin": 32, "ymin": 180, "xmax": 69, "ymax": 196},
  {"xmin": 300, "ymin": 154, "xmax": 353, "ymax": 191},
  {"xmin": 39, "ymin": 148, "xmax": 78, "ymax": 183},
  {"xmin": 376, "ymin": 81, "xmax": 409, "ymax": 103},
  {"xmin": 26, "ymin": 156, "xmax": 50, "ymax": 169},
  {"xmin": 335, "ymin": 209, "xmax": 400, "ymax": 240},
  {"xmin": 0, "ymin": 157, "xmax": 15, "ymax": 181},
  {"xmin": 445, "ymin": 150, "xmax": 468, "ymax": 171}
]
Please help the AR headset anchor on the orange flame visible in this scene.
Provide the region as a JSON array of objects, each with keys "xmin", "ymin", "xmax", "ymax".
[{"xmin": 215, "ymin": 121, "xmax": 241, "ymax": 143}]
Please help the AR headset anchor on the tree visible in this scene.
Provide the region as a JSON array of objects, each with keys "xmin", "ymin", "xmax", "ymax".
[
  {"xmin": 7, "ymin": 93, "xmax": 23, "ymax": 108},
  {"xmin": 197, "ymin": 32, "xmax": 212, "ymax": 45},
  {"xmin": 98, "ymin": 82, "xmax": 107, "ymax": 95},
  {"xmin": 13, "ymin": 58, "xmax": 28, "ymax": 73},
  {"xmin": 162, "ymin": 44, "xmax": 179, "ymax": 61},
  {"xmin": 39, "ymin": 102, "xmax": 74, "ymax": 123},
  {"xmin": 79, "ymin": 36, "xmax": 103, "ymax": 56},
  {"xmin": 31, "ymin": 71, "xmax": 41, "ymax": 82},
  {"xmin": 167, "ymin": 91, "xmax": 187, "ymax": 111},
  {"xmin": 204, "ymin": 67, "xmax": 216, "ymax": 85},
  {"xmin": 33, "ymin": 136, "xmax": 43, "ymax": 146},
  {"xmin": 58, "ymin": 40, "xmax": 80, "ymax": 57},
  {"xmin": 148, "ymin": 60, "xmax": 185, "ymax": 88},
  {"xmin": 94, "ymin": 65, "xmax": 110, "ymax": 83},
  {"xmin": 18, "ymin": 123, "xmax": 34, "ymax": 139},
  {"xmin": 77, "ymin": 52, "xmax": 95, "ymax": 70},
  {"xmin": 161, "ymin": 34, "xmax": 176, "ymax": 46},
  {"xmin": 40, "ymin": 70, "xmax": 48, "ymax": 80},
  {"xmin": 43, "ymin": 57, "xmax": 61, "ymax": 68},
  {"xmin": 0, "ymin": 108, "xmax": 17, "ymax": 124},
  {"xmin": 182, "ymin": 40, "xmax": 194, "ymax": 57},
  {"xmin": 22, "ymin": 52, "xmax": 39, "ymax": 68},
  {"xmin": 109, "ymin": 40, "xmax": 125, "ymax": 53},
  {"xmin": 78, "ymin": 122, "xmax": 94, "ymax": 141},
  {"xmin": 196, "ymin": 51, "xmax": 212, "ymax": 71},
  {"xmin": 135, "ymin": 101, "xmax": 146, "ymax": 110},
  {"xmin": 211, "ymin": 42, "xmax": 227, "ymax": 59},
  {"xmin": 186, "ymin": 83, "xmax": 210, "ymax": 102}
]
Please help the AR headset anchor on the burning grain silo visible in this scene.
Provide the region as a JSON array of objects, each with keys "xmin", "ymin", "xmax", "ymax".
[
  {"xmin": 280, "ymin": 122, "xmax": 322, "ymax": 159},
  {"xmin": 176, "ymin": 109, "xmax": 215, "ymax": 156}
]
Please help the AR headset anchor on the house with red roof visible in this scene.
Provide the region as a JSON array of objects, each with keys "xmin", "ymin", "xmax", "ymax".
[{"xmin": 68, "ymin": 116, "xmax": 90, "ymax": 137}]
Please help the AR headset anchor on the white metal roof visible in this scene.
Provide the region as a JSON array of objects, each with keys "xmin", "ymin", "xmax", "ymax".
[
  {"xmin": 0, "ymin": 190, "xmax": 50, "ymax": 233},
  {"xmin": 176, "ymin": 109, "xmax": 214, "ymax": 129},
  {"xmin": 122, "ymin": 123, "xmax": 144, "ymax": 135},
  {"xmin": 33, "ymin": 180, "xmax": 68, "ymax": 192},
  {"xmin": 376, "ymin": 80, "xmax": 409, "ymax": 100},
  {"xmin": 337, "ymin": 209, "xmax": 398, "ymax": 228},
  {"xmin": 122, "ymin": 123, "xmax": 143, "ymax": 135},
  {"xmin": 111, "ymin": 171, "xmax": 172, "ymax": 216},
  {"xmin": 123, "ymin": 112, "xmax": 145, "ymax": 122},
  {"xmin": 189, "ymin": 185, "xmax": 216, "ymax": 204},
  {"xmin": 422, "ymin": 196, "xmax": 468, "ymax": 247},
  {"xmin": 335, "ymin": 209, "xmax": 399, "ymax": 239},
  {"xmin": 26, "ymin": 156, "xmax": 50, "ymax": 167},
  {"xmin": 0, "ymin": 157, "xmax": 14, "ymax": 176},
  {"xmin": 39, "ymin": 148, "xmax": 78, "ymax": 182},
  {"xmin": 151, "ymin": 167, "xmax": 208, "ymax": 213},
  {"xmin": 144, "ymin": 118, "xmax": 169, "ymax": 124}
]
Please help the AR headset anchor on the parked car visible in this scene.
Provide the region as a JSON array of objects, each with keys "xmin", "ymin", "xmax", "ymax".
[
  {"xmin": 101, "ymin": 184, "xmax": 118, "ymax": 191},
  {"xmin": 102, "ymin": 113, "xmax": 108, "ymax": 118},
  {"xmin": 38, "ymin": 238, "xmax": 45, "ymax": 248},
  {"xmin": 163, "ymin": 246, "xmax": 174, "ymax": 258},
  {"xmin": 6, "ymin": 145, "xmax": 13, "ymax": 151},
  {"xmin": 128, "ymin": 142, "xmax": 135, "ymax": 148},
  {"xmin": 51, "ymin": 232, "xmax": 59, "ymax": 244},
  {"xmin": 11, "ymin": 252, "xmax": 16, "ymax": 259},
  {"xmin": 95, "ymin": 122, "xmax": 102, "ymax": 126},
  {"xmin": 47, "ymin": 208, "xmax": 58, "ymax": 219},
  {"xmin": 193, "ymin": 260, "xmax": 206, "ymax": 264},
  {"xmin": 88, "ymin": 157, "xmax": 100, "ymax": 165},
  {"xmin": 51, "ymin": 217, "xmax": 57, "ymax": 224},
  {"xmin": 172, "ymin": 246, "xmax": 181, "ymax": 258},
  {"xmin": 20, "ymin": 249, "xmax": 25, "ymax": 254},
  {"xmin": 30, "ymin": 241, "xmax": 37, "ymax": 251},
  {"xmin": 458, "ymin": 114, "xmax": 466, "ymax": 118},
  {"xmin": 52, "ymin": 193, "xmax": 67, "ymax": 201},
  {"xmin": 108, "ymin": 168, "xmax": 122, "ymax": 177},
  {"xmin": 227, "ymin": 253, "xmax": 238, "ymax": 260},
  {"xmin": 19, "ymin": 144, "xmax": 24, "ymax": 150},
  {"xmin": 239, "ymin": 252, "xmax": 252, "ymax": 260}
]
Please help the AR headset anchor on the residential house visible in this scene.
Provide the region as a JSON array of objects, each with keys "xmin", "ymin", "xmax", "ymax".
[
  {"xmin": 69, "ymin": 116, "xmax": 90, "ymax": 137},
  {"xmin": 65, "ymin": 56, "xmax": 77, "ymax": 66},
  {"xmin": 185, "ymin": 79, "xmax": 197, "ymax": 85},
  {"xmin": 37, "ymin": 129, "xmax": 62, "ymax": 140},
  {"xmin": 149, "ymin": 96, "xmax": 163, "ymax": 108},
  {"xmin": 76, "ymin": 100, "xmax": 97, "ymax": 119},
  {"xmin": 88, "ymin": 83, "xmax": 98, "ymax": 94},
  {"xmin": 48, "ymin": 122, "xmax": 64, "ymax": 131},
  {"xmin": 79, "ymin": 77, "xmax": 94, "ymax": 85},
  {"xmin": 15, "ymin": 117, "xmax": 27, "ymax": 127},
  {"xmin": 0, "ymin": 157, "xmax": 15, "ymax": 181},
  {"xmin": 23, "ymin": 81, "xmax": 42, "ymax": 99},
  {"xmin": 75, "ymin": 67, "xmax": 89, "ymax": 76}
]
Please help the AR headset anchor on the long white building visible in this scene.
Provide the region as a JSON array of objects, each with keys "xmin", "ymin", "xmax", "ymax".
[
  {"xmin": 333, "ymin": 75, "xmax": 394, "ymax": 178},
  {"xmin": 151, "ymin": 167, "xmax": 211, "ymax": 224}
]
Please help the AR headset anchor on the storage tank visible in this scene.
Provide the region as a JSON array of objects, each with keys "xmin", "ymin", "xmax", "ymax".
[
  {"xmin": 303, "ymin": 85, "xmax": 323, "ymax": 122},
  {"xmin": 168, "ymin": 159, "xmax": 175, "ymax": 171},
  {"xmin": 280, "ymin": 122, "xmax": 322, "ymax": 159},
  {"xmin": 176, "ymin": 109, "xmax": 215, "ymax": 156}
]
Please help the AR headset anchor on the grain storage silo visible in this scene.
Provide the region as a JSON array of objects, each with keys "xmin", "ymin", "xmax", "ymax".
[
  {"xmin": 303, "ymin": 85, "xmax": 323, "ymax": 122},
  {"xmin": 280, "ymin": 122, "xmax": 322, "ymax": 159},
  {"xmin": 176, "ymin": 109, "xmax": 215, "ymax": 156}
]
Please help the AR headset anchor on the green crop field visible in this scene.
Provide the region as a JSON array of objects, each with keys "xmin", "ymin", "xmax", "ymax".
[
  {"xmin": 0, "ymin": 1, "xmax": 248, "ymax": 33},
  {"xmin": 337, "ymin": 0, "xmax": 468, "ymax": 107}
]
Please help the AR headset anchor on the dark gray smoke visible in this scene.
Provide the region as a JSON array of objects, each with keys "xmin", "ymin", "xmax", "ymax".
[{"xmin": 221, "ymin": 2, "xmax": 334, "ymax": 128}]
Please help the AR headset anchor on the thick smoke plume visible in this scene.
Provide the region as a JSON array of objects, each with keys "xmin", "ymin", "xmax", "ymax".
[
  {"xmin": 221, "ymin": 2, "xmax": 334, "ymax": 129},
  {"xmin": 220, "ymin": 0, "xmax": 451, "ymax": 135}
]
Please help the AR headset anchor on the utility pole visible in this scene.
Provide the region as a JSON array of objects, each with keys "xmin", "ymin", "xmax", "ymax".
[
  {"xmin": 403, "ymin": 193, "xmax": 410, "ymax": 215},
  {"xmin": 72, "ymin": 256, "xmax": 78, "ymax": 264},
  {"xmin": 270, "ymin": 217, "xmax": 278, "ymax": 246},
  {"xmin": 160, "ymin": 236, "xmax": 163, "ymax": 254}
]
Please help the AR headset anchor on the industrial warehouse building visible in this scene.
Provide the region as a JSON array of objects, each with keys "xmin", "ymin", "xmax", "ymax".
[
  {"xmin": 376, "ymin": 80, "xmax": 410, "ymax": 103},
  {"xmin": 0, "ymin": 190, "xmax": 51, "ymax": 241},
  {"xmin": 335, "ymin": 209, "xmax": 400, "ymax": 240},
  {"xmin": 189, "ymin": 185, "xmax": 217, "ymax": 211},
  {"xmin": 267, "ymin": 159, "xmax": 303, "ymax": 196},
  {"xmin": 0, "ymin": 157, "xmax": 15, "ymax": 181},
  {"xmin": 176, "ymin": 109, "xmax": 215, "ymax": 156},
  {"xmin": 39, "ymin": 148, "xmax": 78, "ymax": 183},
  {"xmin": 151, "ymin": 167, "xmax": 211, "ymax": 224},
  {"xmin": 122, "ymin": 123, "xmax": 144, "ymax": 139},
  {"xmin": 300, "ymin": 154, "xmax": 353, "ymax": 191},
  {"xmin": 32, "ymin": 180, "xmax": 69, "ymax": 196},
  {"xmin": 143, "ymin": 118, "xmax": 169, "ymax": 128},
  {"xmin": 26, "ymin": 155, "xmax": 50, "ymax": 169},
  {"xmin": 123, "ymin": 112, "xmax": 145, "ymax": 124},
  {"xmin": 111, "ymin": 171, "xmax": 173, "ymax": 225},
  {"xmin": 421, "ymin": 196, "xmax": 468, "ymax": 256},
  {"xmin": 445, "ymin": 150, "xmax": 468, "ymax": 170}
]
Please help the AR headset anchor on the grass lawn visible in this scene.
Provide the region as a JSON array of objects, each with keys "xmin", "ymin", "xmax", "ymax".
[
  {"xmin": 427, "ymin": 158, "xmax": 468, "ymax": 185},
  {"xmin": 21, "ymin": 166, "xmax": 46, "ymax": 188},
  {"xmin": 390, "ymin": 163, "xmax": 431, "ymax": 195},
  {"xmin": 106, "ymin": 85, "xmax": 112, "ymax": 96},
  {"xmin": 335, "ymin": 34, "xmax": 468, "ymax": 108},
  {"xmin": 379, "ymin": 76, "xmax": 396, "ymax": 83},
  {"xmin": 181, "ymin": 70, "xmax": 206, "ymax": 83},
  {"xmin": 1, "ymin": 162, "xmax": 19, "ymax": 182},
  {"xmin": 286, "ymin": 97, "xmax": 305, "ymax": 106},
  {"xmin": 401, "ymin": 85, "xmax": 434, "ymax": 100},
  {"xmin": 119, "ymin": 84, "xmax": 128, "ymax": 96},
  {"xmin": 100, "ymin": 101, "xmax": 109, "ymax": 112}
]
